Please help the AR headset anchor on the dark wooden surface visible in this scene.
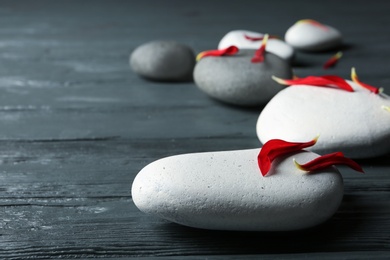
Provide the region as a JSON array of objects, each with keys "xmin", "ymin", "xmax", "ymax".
[{"xmin": 0, "ymin": 0, "xmax": 389, "ymax": 259}]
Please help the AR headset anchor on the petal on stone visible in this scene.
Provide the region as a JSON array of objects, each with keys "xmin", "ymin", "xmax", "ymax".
[
  {"xmin": 297, "ymin": 19, "xmax": 329, "ymax": 31},
  {"xmin": 351, "ymin": 67, "xmax": 380, "ymax": 94},
  {"xmin": 132, "ymin": 149, "xmax": 344, "ymax": 231},
  {"xmin": 256, "ymin": 80, "xmax": 390, "ymax": 158},
  {"xmin": 218, "ymin": 30, "xmax": 295, "ymax": 61},
  {"xmin": 272, "ymin": 75, "xmax": 353, "ymax": 92},
  {"xmin": 193, "ymin": 50, "xmax": 292, "ymax": 106},
  {"xmin": 251, "ymin": 34, "xmax": 269, "ymax": 63},
  {"xmin": 258, "ymin": 137, "xmax": 318, "ymax": 176},
  {"xmin": 196, "ymin": 45, "xmax": 239, "ymax": 61},
  {"xmin": 285, "ymin": 20, "xmax": 342, "ymax": 51},
  {"xmin": 294, "ymin": 152, "xmax": 364, "ymax": 173}
]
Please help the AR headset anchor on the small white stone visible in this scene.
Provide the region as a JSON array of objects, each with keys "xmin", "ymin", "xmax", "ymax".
[
  {"xmin": 218, "ymin": 30, "xmax": 295, "ymax": 61},
  {"xmin": 132, "ymin": 148, "xmax": 343, "ymax": 231},
  {"xmin": 257, "ymin": 81, "xmax": 390, "ymax": 158},
  {"xmin": 285, "ymin": 20, "xmax": 342, "ymax": 51}
]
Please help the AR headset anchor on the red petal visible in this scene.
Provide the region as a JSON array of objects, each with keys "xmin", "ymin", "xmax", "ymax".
[
  {"xmin": 196, "ymin": 45, "xmax": 239, "ymax": 61},
  {"xmin": 244, "ymin": 34, "xmax": 279, "ymax": 41},
  {"xmin": 297, "ymin": 19, "xmax": 329, "ymax": 31},
  {"xmin": 258, "ymin": 137, "xmax": 318, "ymax": 176},
  {"xmin": 323, "ymin": 52, "xmax": 342, "ymax": 69},
  {"xmin": 351, "ymin": 67, "xmax": 380, "ymax": 94},
  {"xmin": 272, "ymin": 75, "xmax": 354, "ymax": 92},
  {"xmin": 251, "ymin": 34, "xmax": 269, "ymax": 63},
  {"xmin": 321, "ymin": 75, "xmax": 354, "ymax": 92},
  {"xmin": 244, "ymin": 34, "xmax": 264, "ymax": 41},
  {"xmin": 294, "ymin": 152, "xmax": 364, "ymax": 173}
]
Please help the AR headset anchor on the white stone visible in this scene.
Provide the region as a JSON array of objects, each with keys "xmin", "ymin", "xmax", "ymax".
[
  {"xmin": 257, "ymin": 81, "xmax": 390, "ymax": 158},
  {"xmin": 132, "ymin": 148, "xmax": 343, "ymax": 231},
  {"xmin": 285, "ymin": 20, "xmax": 342, "ymax": 51},
  {"xmin": 218, "ymin": 30, "xmax": 294, "ymax": 61}
]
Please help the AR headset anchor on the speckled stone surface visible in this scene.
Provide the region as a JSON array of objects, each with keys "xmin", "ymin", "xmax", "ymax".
[
  {"xmin": 130, "ymin": 41, "xmax": 195, "ymax": 81},
  {"xmin": 132, "ymin": 148, "xmax": 344, "ymax": 231},
  {"xmin": 257, "ymin": 81, "xmax": 390, "ymax": 158},
  {"xmin": 193, "ymin": 50, "xmax": 292, "ymax": 106}
]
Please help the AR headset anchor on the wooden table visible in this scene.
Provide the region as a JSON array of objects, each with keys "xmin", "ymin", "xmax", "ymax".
[{"xmin": 1, "ymin": 0, "xmax": 389, "ymax": 258}]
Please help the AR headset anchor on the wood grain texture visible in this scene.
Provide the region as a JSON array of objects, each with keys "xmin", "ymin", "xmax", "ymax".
[{"xmin": 0, "ymin": 0, "xmax": 389, "ymax": 259}]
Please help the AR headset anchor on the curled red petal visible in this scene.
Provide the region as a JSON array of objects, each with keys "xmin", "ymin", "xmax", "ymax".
[
  {"xmin": 323, "ymin": 51, "xmax": 342, "ymax": 69},
  {"xmin": 294, "ymin": 152, "xmax": 364, "ymax": 173},
  {"xmin": 196, "ymin": 45, "xmax": 239, "ymax": 61},
  {"xmin": 272, "ymin": 75, "xmax": 354, "ymax": 92},
  {"xmin": 251, "ymin": 34, "xmax": 269, "ymax": 63},
  {"xmin": 258, "ymin": 136, "xmax": 318, "ymax": 176},
  {"xmin": 351, "ymin": 67, "xmax": 380, "ymax": 94}
]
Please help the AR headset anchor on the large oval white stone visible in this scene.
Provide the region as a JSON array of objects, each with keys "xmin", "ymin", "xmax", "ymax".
[
  {"xmin": 285, "ymin": 21, "xmax": 342, "ymax": 51},
  {"xmin": 218, "ymin": 30, "xmax": 295, "ymax": 61},
  {"xmin": 257, "ymin": 81, "xmax": 390, "ymax": 158},
  {"xmin": 132, "ymin": 149, "xmax": 343, "ymax": 231}
]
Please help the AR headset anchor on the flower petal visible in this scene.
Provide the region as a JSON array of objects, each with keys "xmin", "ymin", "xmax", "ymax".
[
  {"xmin": 321, "ymin": 75, "xmax": 354, "ymax": 92},
  {"xmin": 251, "ymin": 34, "xmax": 269, "ymax": 63},
  {"xmin": 323, "ymin": 51, "xmax": 342, "ymax": 69},
  {"xmin": 294, "ymin": 152, "xmax": 364, "ymax": 173},
  {"xmin": 258, "ymin": 136, "xmax": 318, "ymax": 176},
  {"xmin": 351, "ymin": 67, "xmax": 380, "ymax": 94},
  {"xmin": 244, "ymin": 34, "xmax": 279, "ymax": 41},
  {"xmin": 196, "ymin": 45, "xmax": 239, "ymax": 61},
  {"xmin": 272, "ymin": 75, "xmax": 354, "ymax": 92},
  {"xmin": 297, "ymin": 19, "xmax": 329, "ymax": 31}
]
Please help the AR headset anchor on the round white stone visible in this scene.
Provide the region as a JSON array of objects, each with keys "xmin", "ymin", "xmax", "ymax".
[
  {"xmin": 218, "ymin": 30, "xmax": 295, "ymax": 61},
  {"xmin": 257, "ymin": 81, "xmax": 390, "ymax": 158},
  {"xmin": 132, "ymin": 148, "xmax": 343, "ymax": 231},
  {"xmin": 285, "ymin": 21, "xmax": 342, "ymax": 51}
]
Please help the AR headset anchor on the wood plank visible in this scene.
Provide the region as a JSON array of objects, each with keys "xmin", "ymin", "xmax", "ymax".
[
  {"xmin": 0, "ymin": 139, "xmax": 389, "ymax": 258},
  {"xmin": 0, "ymin": 0, "xmax": 389, "ymax": 258}
]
